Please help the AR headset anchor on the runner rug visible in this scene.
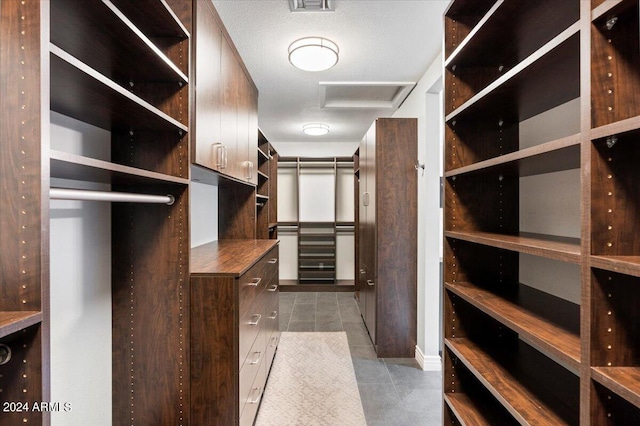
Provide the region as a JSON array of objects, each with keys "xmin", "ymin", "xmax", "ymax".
[{"xmin": 255, "ymin": 332, "xmax": 367, "ymax": 426}]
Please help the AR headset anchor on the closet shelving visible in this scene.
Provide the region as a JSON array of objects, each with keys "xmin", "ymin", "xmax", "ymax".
[
  {"xmin": 443, "ymin": 0, "xmax": 583, "ymax": 424},
  {"xmin": 257, "ymin": 129, "xmax": 278, "ymax": 239},
  {"xmin": 444, "ymin": 0, "xmax": 640, "ymax": 423}
]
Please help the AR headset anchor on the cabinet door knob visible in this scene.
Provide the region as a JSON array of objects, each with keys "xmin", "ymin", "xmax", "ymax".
[
  {"xmin": 249, "ymin": 351, "xmax": 262, "ymax": 365},
  {"xmin": 248, "ymin": 387, "xmax": 263, "ymax": 404},
  {"xmin": 248, "ymin": 314, "xmax": 262, "ymax": 326}
]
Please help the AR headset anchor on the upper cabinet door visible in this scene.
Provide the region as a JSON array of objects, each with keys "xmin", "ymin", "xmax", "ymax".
[
  {"xmin": 192, "ymin": 1, "xmax": 222, "ymax": 171},
  {"xmin": 220, "ymin": 37, "xmax": 239, "ymax": 179}
]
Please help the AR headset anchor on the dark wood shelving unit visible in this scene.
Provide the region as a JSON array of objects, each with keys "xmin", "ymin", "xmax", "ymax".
[
  {"xmin": 591, "ymin": 367, "xmax": 640, "ymax": 408},
  {"xmin": 50, "ymin": 45, "xmax": 187, "ymax": 132},
  {"xmin": 446, "ymin": 281, "xmax": 580, "ymax": 373},
  {"xmin": 445, "ymin": 231, "xmax": 581, "ymax": 263},
  {"xmin": 445, "ymin": 337, "xmax": 578, "ymax": 425},
  {"xmin": 445, "ymin": 133, "xmax": 581, "ymax": 178},
  {"xmin": 2, "ymin": 0, "xmax": 192, "ymax": 424},
  {"xmin": 256, "ymin": 129, "xmax": 278, "ymax": 239},
  {"xmin": 445, "ymin": 27, "xmax": 580, "ymax": 124},
  {"xmin": 50, "ymin": 150, "xmax": 189, "ymax": 185},
  {"xmin": 444, "ymin": 392, "xmax": 518, "ymax": 426},
  {"xmin": 0, "ymin": 312, "xmax": 43, "ymax": 339},
  {"xmin": 441, "ymin": 0, "xmax": 640, "ymax": 423},
  {"xmin": 298, "ymin": 222, "xmax": 337, "ymax": 285}
]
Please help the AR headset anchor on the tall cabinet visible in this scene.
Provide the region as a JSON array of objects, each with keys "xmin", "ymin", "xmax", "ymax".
[
  {"xmin": 443, "ymin": 0, "xmax": 640, "ymax": 424},
  {"xmin": 1, "ymin": 0, "xmax": 193, "ymax": 424},
  {"xmin": 357, "ymin": 118, "xmax": 417, "ymax": 358}
]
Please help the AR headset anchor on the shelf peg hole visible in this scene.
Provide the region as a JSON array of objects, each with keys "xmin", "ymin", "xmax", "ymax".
[{"xmin": 605, "ymin": 17, "xmax": 618, "ymax": 30}]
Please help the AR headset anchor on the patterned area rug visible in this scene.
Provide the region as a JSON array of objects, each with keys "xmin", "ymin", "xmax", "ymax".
[{"xmin": 255, "ymin": 332, "xmax": 367, "ymax": 426}]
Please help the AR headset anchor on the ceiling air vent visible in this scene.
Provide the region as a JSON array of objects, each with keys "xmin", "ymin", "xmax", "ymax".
[
  {"xmin": 319, "ymin": 82, "xmax": 416, "ymax": 110},
  {"xmin": 289, "ymin": 0, "xmax": 334, "ymax": 12}
]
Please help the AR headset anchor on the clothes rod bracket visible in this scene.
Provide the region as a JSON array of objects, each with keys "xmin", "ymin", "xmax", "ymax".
[{"xmin": 50, "ymin": 188, "xmax": 175, "ymax": 205}]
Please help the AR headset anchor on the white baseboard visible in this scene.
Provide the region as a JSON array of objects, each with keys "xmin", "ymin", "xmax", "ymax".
[{"xmin": 415, "ymin": 346, "xmax": 442, "ymax": 371}]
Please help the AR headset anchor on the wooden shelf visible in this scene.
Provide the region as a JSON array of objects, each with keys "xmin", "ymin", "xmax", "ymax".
[
  {"xmin": 111, "ymin": 0, "xmax": 189, "ymax": 38},
  {"xmin": 592, "ymin": 0, "xmax": 635, "ymax": 21},
  {"xmin": 446, "ymin": 0, "xmax": 578, "ymax": 72},
  {"xmin": 446, "ymin": 24, "xmax": 580, "ymax": 124},
  {"xmin": 256, "ymin": 194, "xmax": 269, "ymax": 201},
  {"xmin": 50, "ymin": 150, "xmax": 188, "ymax": 185},
  {"xmin": 257, "ymin": 147, "xmax": 269, "ymax": 161},
  {"xmin": 591, "ymin": 115, "xmax": 640, "ymax": 140},
  {"xmin": 257, "ymin": 170, "xmax": 269, "ymax": 180},
  {"xmin": 50, "ymin": 45, "xmax": 188, "ymax": 133},
  {"xmin": 50, "ymin": 0, "xmax": 187, "ymax": 85},
  {"xmin": 444, "ymin": 393, "xmax": 517, "ymax": 426},
  {"xmin": 445, "ymin": 338, "xmax": 574, "ymax": 425},
  {"xmin": 592, "ymin": 367, "xmax": 640, "ymax": 409},
  {"xmin": 591, "ymin": 256, "xmax": 640, "ymax": 278},
  {"xmin": 445, "ymin": 281, "xmax": 580, "ymax": 373},
  {"xmin": 445, "ymin": 133, "xmax": 581, "ymax": 178},
  {"xmin": 0, "ymin": 311, "xmax": 42, "ymax": 339},
  {"xmin": 445, "ymin": 230, "xmax": 581, "ymax": 263}
]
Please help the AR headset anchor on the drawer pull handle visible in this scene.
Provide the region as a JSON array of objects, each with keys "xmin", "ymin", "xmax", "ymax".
[
  {"xmin": 268, "ymin": 310, "xmax": 278, "ymax": 320},
  {"xmin": 248, "ymin": 387, "xmax": 262, "ymax": 404},
  {"xmin": 249, "ymin": 351, "xmax": 262, "ymax": 365},
  {"xmin": 248, "ymin": 278, "xmax": 262, "ymax": 287},
  {"xmin": 267, "ymin": 284, "xmax": 278, "ymax": 292},
  {"xmin": 248, "ymin": 314, "xmax": 262, "ymax": 326},
  {"xmin": 367, "ymin": 279, "xmax": 375, "ymax": 286},
  {"xmin": 270, "ymin": 337, "xmax": 279, "ymax": 347},
  {"xmin": 268, "ymin": 258, "xmax": 278, "ymax": 264}
]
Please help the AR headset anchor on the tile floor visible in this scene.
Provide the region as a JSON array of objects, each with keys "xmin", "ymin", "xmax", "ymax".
[{"xmin": 278, "ymin": 291, "xmax": 443, "ymax": 425}]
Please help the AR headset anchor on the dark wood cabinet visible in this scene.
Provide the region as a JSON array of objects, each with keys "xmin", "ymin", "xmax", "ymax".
[
  {"xmin": 191, "ymin": 240, "xmax": 279, "ymax": 426},
  {"xmin": 356, "ymin": 118, "xmax": 417, "ymax": 358},
  {"xmin": 443, "ymin": 0, "xmax": 640, "ymax": 424},
  {"xmin": 192, "ymin": 1, "xmax": 258, "ymax": 185}
]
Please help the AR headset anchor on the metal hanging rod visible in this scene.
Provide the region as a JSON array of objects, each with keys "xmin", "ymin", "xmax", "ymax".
[{"xmin": 50, "ymin": 188, "xmax": 175, "ymax": 205}]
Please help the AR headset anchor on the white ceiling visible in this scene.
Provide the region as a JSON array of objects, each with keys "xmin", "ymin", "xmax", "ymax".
[{"xmin": 212, "ymin": 0, "xmax": 449, "ymax": 150}]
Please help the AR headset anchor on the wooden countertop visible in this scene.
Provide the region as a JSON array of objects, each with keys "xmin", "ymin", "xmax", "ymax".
[{"xmin": 191, "ymin": 239, "xmax": 279, "ymax": 276}]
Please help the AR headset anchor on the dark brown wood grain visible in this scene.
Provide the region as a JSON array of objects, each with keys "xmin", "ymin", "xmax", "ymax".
[
  {"xmin": 446, "ymin": 338, "xmax": 579, "ymax": 425},
  {"xmin": 191, "ymin": 239, "xmax": 278, "ymax": 275},
  {"xmin": 446, "ymin": 281, "xmax": 581, "ymax": 373},
  {"xmin": 218, "ymin": 182, "xmax": 257, "ymax": 239},
  {"xmin": 591, "ymin": 134, "xmax": 640, "ymax": 255},
  {"xmin": 591, "ymin": 269, "xmax": 640, "ymax": 367},
  {"xmin": 112, "ymin": 186, "xmax": 190, "ymax": 424},
  {"xmin": 112, "ymin": 0, "xmax": 190, "ymax": 38},
  {"xmin": 356, "ymin": 118, "xmax": 416, "ymax": 357},
  {"xmin": 591, "ymin": 381, "xmax": 640, "ymax": 424},
  {"xmin": 268, "ymin": 147, "xmax": 279, "ymax": 238},
  {"xmin": 591, "ymin": 3, "xmax": 640, "ymax": 128},
  {"xmin": 0, "ymin": 0, "xmax": 47, "ymax": 419},
  {"xmin": 190, "ymin": 244, "xmax": 279, "ymax": 426},
  {"xmin": 591, "ymin": 367, "xmax": 640, "ymax": 408}
]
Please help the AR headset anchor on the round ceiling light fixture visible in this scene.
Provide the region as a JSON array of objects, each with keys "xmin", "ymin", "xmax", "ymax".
[
  {"xmin": 288, "ymin": 37, "xmax": 339, "ymax": 72},
  {"xmin": 303, "ymin": 123, "xmax": 330, "ymax": 136}
]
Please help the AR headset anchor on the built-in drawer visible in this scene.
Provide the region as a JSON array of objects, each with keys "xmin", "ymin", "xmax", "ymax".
[
  {"xmin": 238, "ymin": 261, "xmax": 267, "ymax": 319},
  {"xmin": 239, "ymin": 332, "xmax": 266, "ymax": 425},
  {"xmin": 239, "ymin": 295, "xmax": 264, "ymax": 367},
  {"xmin": 263, "ymin": 246, "xmax": 279, "ymax": 283}
]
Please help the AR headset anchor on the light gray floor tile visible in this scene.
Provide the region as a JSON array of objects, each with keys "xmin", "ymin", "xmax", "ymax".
[
  {"xmin": 315, "ymin": 320, "xmax": 343, "ymax": 332},
  {"xmin": 316, "ymin": 292, "xmax": 338, "ymax": 301},
  {"xmin": 358, "ymin": 384, "xmax": 408, "ymax": 424},
  {"xmin": 278, "ymin": 292, "xmax": 296, "ymax": 301},
  {"xmin": 385, "ymin": 362, "xmax": 442, "ymax": 388},
  {"xmin": 352, "ymin": 358, "xmax": 392, "ymax": 384},
  {"xmin": 290, "ymin": 303, "xmax": 315, "ymax": 322},
  {"xmin": 286, "ymin": 321, "xmax": 315, "ymax": 332},
  {"xmin": 342, "ymin": 321, "xmax": 373, "ymax": 347},
  {"xmin": 294, "ymin": 292, "xmax": 317, "ymax": 304},
  {"xmin": 350, "ymin": 345, "xmax": 378, "ymax": 360},
  {"xmin": 316, "ymin": 309, "xmax": 340, "ymax": 322},
  {"xmin": 395, "ymin": 385, "xmax": 443, "ymax": 412},
  {"xmin": 404, "ymin": 409, "xmax": 442, "ymax": 425},
  {"xmin": 339, "ymin": 301, "xmax": 363, "ymax": 322}
]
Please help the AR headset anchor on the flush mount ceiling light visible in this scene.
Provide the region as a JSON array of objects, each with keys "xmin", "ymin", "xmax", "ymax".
[
  {"xmin": 303, "ymin": 123, "xmax": 330, "ymax": 136},
  {"xmin": 288, "ymin": 37, "xmax": 339, "ymax": 72}
]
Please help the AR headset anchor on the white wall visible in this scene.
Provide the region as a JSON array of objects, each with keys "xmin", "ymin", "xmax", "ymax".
[
  {"xmin": 190, "ymin": 182, "xmax": 218, "ymax": 247},
  {"xmin": 518, "ymin": 98, "xmax": 581, "ymax": 304},
  {"xmin": 392, "ymin": 53, "xmax": 444, "ymax": 371},
  {"xmin": 49, "ymin": 112, "xmax": 112, "ymax": 426}
]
